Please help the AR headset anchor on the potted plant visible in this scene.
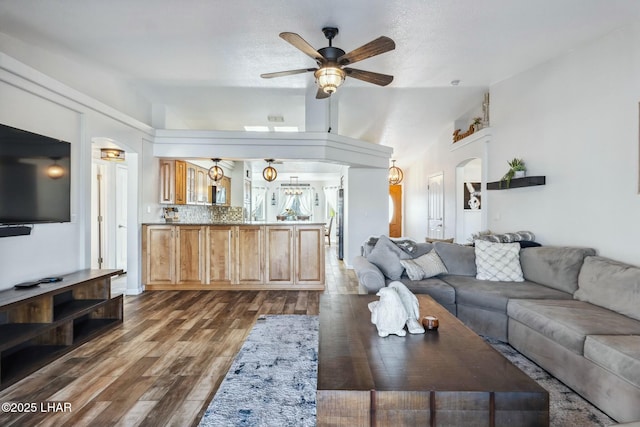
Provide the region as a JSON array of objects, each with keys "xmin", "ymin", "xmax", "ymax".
[
  {"xmin": 472, "ymin": 117, "xmax": 483, "ymax": 131},
  {"xmin": 500, "ymin": 158, "xmax": 526, "ymax": 188}
]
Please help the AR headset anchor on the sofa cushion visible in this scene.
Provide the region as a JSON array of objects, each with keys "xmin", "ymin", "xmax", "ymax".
[
  {"xmin": 575, "ymin": 256, "xmax": 640, "ymax": 321},
  {"xmin": 400, "ymin": 250, "xmax": 448, "ymax": 280},
  {"xmin": 367, "ymin": 235, "xmax": 405, "ymax": 280},
  {"xmin": 520, "ymin": 246, "xmax": 596, "ymax": 294},
  {"xmin": 433, "ymin": 242, "xmax": 476, "ymax": 276},
  {"xmin": 474, "ymin": 240, "xmax": 524, "ymax": 281},
  {"xmin": 399, "ymin": 277, "xmax": 456, "ymax": 306},
  {"xmin": 444, "ymin": 275, "xmax": 571, "ymax": 312},
  {"xmin": 507, "ymin": 299, "xmax": 640, "ymax": 355},
  {"xmin": 584, "ymin": 335, "xmax": 640, "ymax": 389}
]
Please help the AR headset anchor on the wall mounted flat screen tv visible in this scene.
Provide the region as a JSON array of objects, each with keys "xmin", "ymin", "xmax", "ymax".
[{"xmin": 0, "ymin": 122, "xmax": 71, "ymax": 224}]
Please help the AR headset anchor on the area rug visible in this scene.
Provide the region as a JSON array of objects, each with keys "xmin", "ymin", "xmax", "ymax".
[
  {"xmin": 200, "ymin": 315, "xmax": 615, "ymax": 427},
  {"xmin": 199, "ymin": 315, "xmax": 318, "ymax": 427}
]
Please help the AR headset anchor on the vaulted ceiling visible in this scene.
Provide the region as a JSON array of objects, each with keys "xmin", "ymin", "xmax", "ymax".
[{"xmin": 2, "ymin": 0, "xmax": 640, "ymax": 165}]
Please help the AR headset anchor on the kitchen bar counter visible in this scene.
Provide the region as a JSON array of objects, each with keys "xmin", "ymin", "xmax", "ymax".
[
  {"xmin": 143, "ymin": 221, "xmax": 325, "ymax": 226},
  {"xmin": 142, "ymin": 223, "xmax": 325, "ymax": 291}
]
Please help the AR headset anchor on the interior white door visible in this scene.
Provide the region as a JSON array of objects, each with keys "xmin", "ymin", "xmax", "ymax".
[
  {"xmin": 427, "ymin": 173, "xmax": 444, "ymax": 239},
  {"xmin": 115, "ymin": 164, "xmax": 128, "ymax": 272}
]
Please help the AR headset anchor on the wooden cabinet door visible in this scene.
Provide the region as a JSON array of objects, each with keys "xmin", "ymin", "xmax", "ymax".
[
  {"xmin": 196, "ymin": 167, "xmax": 208, "ymax": 204},
  {"xmin": 174, "ymin": 160, "xmax": 187, "ymax": 205},
  {"xmin": 207, "ymin": 226, "xmax": 235, "ymax": 285},
  {"xmin": 175, "ymin": 225, "xmax": 205, "ymax": 285},
  {"xmin": 186, "ymin": 163, "xmax": 197, "ymax": 204},
  {"xmin": 265, "ymin": 226, "xmax": 294, "ymax": 285},
  {"xmin": 159, "ymin": 160, "xmax": 175, "ymax": 204},
  {"xmin": 236, "ymin": 226, "xmax": 264, "ymax": 284},
  {"xmin": 295, "ymin": 225, "xmax": 325, "ymax": 285},
  {"xmin": 143, "ymin": 225, "xmax": 175, "ymax": 285}
]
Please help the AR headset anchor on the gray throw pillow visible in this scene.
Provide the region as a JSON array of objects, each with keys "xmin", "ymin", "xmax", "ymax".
[
  {"xmin": 434, "ymin": 242, "xmax": 476, "ymax": 276},
  {"xmin": 367, "ymin": 235, "xmax": 405, "ymax": 280},
  {"xmin": 400, "ymin": 249, "xmax": 449, "ymax": 280}
]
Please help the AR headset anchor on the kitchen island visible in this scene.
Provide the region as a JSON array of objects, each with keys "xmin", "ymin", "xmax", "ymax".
[{"xmin": 142, "ymin": 222, "xmax": 325, "ymax": 290}]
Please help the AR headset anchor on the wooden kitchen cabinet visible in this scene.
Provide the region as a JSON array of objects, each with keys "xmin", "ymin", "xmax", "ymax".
[
  {"xmin": 159, "ymin": 159, "xmax": 187, "ymax": 205},
  {"xmin": 143, "ymin": 225, "xmax": 205, "ymax": 286},
  {"xmin": 175, "ymin": 225, "xmax": 205, "ymax": 285},
  {"xmin": 159, "ymin": 159, "xmax": 175, "ymax": 204},
  {"xmin": 265, "ymin": 226, "xmax": 294, "ymax": 285},
  {"xmin": 295, "ymin": 225, "xmax": 325, "ymax": 285},
  {"xmin": 143, "ymin": 225, "xmax": 175, "ymax": 284},
  {"xmin": 236, "ymin": 225, "xmax": 264, "ymax": 284},
  {"xmin": 206, "ymin": 225, "xmax": 235, "ymax": 285},
  {"xmin": 143, "ymin": 224, "xmax": 324, "ymax": 290},
  {"xmin": 160, "ymin": 159, "xmax": 228, "ymax": 206}
]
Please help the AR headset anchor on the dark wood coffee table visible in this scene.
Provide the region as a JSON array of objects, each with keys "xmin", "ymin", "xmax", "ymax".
[{"xmin": 317, "ymin": 294, "xmax": 549, "ymax": 427}]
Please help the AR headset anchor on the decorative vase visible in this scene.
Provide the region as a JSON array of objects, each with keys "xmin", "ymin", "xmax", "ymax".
[{"xmin": 514, "ymin": 170, "xmax": 526, "ymax": 179}]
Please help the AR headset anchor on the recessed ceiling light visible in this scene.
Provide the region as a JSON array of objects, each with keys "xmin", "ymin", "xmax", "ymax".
[
  {"xmin": 274, "ymin": 126, "xmax": 299, "ymax": 132},
  {"xmin": 244, "ymin": 126, "xmax": 270, "ymax": 132}
]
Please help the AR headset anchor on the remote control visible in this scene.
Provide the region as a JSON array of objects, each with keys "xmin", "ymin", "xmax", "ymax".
[{"xmin": 40, "ymin": 277, "xmax": 63, "ymax": 283}]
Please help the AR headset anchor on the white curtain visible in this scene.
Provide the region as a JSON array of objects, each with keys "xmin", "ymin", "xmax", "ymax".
[
  {"xmin": 276, "ymin": 188, "xmax": 288, "ymax": 215},
  {"xmin": 251, "ymin": 187, "xmax": 266, "ymax": 220},
  {"xmin": 298, "ymin": 188, "xmax": 313, "ymax": 216},
  {"xmin": 323, "ymin": 186, "xmax": 338, "ymax": 220}
]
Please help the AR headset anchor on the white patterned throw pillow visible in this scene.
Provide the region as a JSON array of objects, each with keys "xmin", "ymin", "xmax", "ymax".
[
  {"xmin": 475, "ymin": 240, "xmax": 524, "ymax": 281},
  {"xmin": 399, "ymin": 250, "xmax": 448, "ymax": 280}
]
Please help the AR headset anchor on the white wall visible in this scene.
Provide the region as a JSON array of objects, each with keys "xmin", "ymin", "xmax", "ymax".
[
  {"xmin": 0, "ymin": 53, "xmax": 152, "ymax": 291},
  {"xmin": 404, "ymin": 24, "xmax": 640, "ymax": 266},
  {"xmin": 404, "ymin": 129, "xmax": 489, "ymax": 242},
  {"xmin": 344, "ymin": 167, "xmax": 389, "ymax": 267},
  {"xmin": 487, "ymin": 24, "xmax": 640, "ymax": 265}
]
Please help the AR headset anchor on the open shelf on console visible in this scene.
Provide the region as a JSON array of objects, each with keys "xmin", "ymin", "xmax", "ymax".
[{"xmin": 0, "ymin": 269, "xmax": 123, "ymax": 391}]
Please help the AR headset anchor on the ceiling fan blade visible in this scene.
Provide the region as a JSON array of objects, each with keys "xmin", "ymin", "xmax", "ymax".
[
  {"xmin": 338, "ymin": 36, "xmax": 395, "ymax": 65},
  {"xmin": 344, "ymin": 68, "xmax": 394, "ymax": 86},
  {"xmin": 260, "ymin": 68, "xmax": 317, "ymax": 79},
  {"xmin": 316, "ymin": 88, "xmax": 330, "ymax": 99},
  {"xmin": 280, "ymin": 32, "xmax": 324, "ymax": 62}
]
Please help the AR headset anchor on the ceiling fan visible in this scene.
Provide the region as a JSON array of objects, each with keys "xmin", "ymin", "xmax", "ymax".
[{"xmin": 260, "ymin": 27, "xmax": 395, "ymax": 99}]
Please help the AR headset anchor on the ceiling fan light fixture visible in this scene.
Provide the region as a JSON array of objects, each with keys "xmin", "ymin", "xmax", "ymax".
[
  {"xmin": 208, "ymin": 158, "xmax": 224, "ymax": 182},
  {"xmin": 314, "ymin": 66, "xmax": 345, "ymax": 94}
]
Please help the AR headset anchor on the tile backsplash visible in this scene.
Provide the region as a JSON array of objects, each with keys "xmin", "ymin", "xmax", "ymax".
[{"xmin": 164, "ymin": 205, "xmax": 244, "ymax": 223}]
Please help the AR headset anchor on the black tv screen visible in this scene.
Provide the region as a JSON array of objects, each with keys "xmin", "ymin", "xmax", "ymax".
[{"xmin": 0, "ymin": 122, "xmax": 71, "ymax": 224}]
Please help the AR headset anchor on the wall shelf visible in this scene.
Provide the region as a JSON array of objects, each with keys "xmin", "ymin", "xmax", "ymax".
[{"xmin": 486, "ymin": 176, "xmax": 546, "ymax": 190}]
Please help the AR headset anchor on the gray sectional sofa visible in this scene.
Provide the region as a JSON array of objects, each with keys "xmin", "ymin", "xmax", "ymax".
[{"xmin": 353, "ymin": 236, "xmax": 640, "ymax": 423}]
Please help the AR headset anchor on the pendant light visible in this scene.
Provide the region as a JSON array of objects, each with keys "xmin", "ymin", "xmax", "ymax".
[
  {"xmin": 208, "ymin": 158, "xmax": 224, "ymax": 182},
  {"xmin": 388, "ymin": 159, "xmax": 404, "ymax": 185},
  {"xmin": 263, "ymin": 159, "xmax": 278, "ymax": 182}
]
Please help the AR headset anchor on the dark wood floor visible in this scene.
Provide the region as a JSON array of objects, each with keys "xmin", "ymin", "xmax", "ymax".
[{"xmin": 0, "ymin": 246, "xmax": 360, "ymax": 427}]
